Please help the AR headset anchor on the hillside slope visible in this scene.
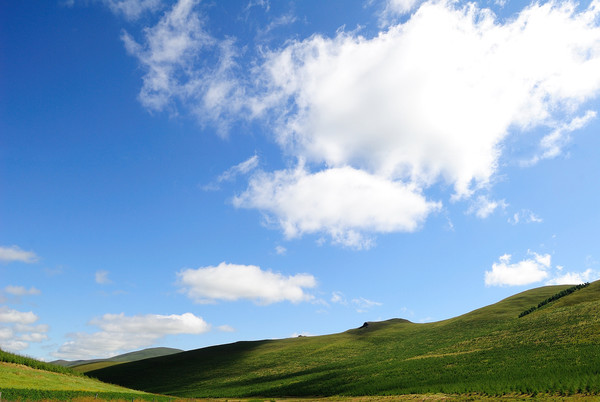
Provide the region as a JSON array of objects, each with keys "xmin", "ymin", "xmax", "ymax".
[
  {"xmin": 53, "ymin": 347, "xmax": 183, "ymax": 373},
  {"xmin": 0, "ymin": 350, "xmax": 164, "ymax": 401},
  {"xmin": 89, "ymin": 282, "xmax": 600, "ymax": 397}
]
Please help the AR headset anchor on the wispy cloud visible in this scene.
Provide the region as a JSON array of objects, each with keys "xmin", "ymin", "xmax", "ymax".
[
  {"xmin": 4, "ymin": 286, "xmax": 41, "ymax": 296},
  {"xmin": 508, "ymin": 209, "xmax": 543, "ymax": 225},
  {"xmin": 202, "ymin": 155, "xmax": 259, "ymax": 191},
  {"xmin": 467, "ymin": 196, "xmax": 507, "ymax": 219},
  {"xmin": 103, "ymin": 0, "xmax": 163, "ymax": 20},
  {"xmin": 352, "ymin": 297, "xmax": 383, "ymax": 313},
  {"xmin": 95, "ymin": 270, "xmax": 112, "ymax": 285}
]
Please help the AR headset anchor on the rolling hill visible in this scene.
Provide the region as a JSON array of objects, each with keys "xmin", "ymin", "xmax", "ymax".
[
  {"xmin": 88, "ymin": 281, "xmax": 600, "ymax": 398},
  {"xmin": 0, "ymin": 349, "xmax": 167, "ymax": 401},
  {"xmin": 52, "ymin": 346, "xmax": 183, "ymax": 373}
]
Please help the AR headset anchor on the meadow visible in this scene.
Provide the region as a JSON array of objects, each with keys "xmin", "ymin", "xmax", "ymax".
[{"xmin": 87, "ymin": 282, "xmax": 600, "ymax": 398}]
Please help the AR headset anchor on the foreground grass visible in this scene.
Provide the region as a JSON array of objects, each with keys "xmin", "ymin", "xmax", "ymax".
[
  {"xmin": 0, "ymin": 355, "xmax": 166, "ymax": 401},
  {"xmin": 89, "ymin": 282, "xmax": 600, "ymax": 398}
]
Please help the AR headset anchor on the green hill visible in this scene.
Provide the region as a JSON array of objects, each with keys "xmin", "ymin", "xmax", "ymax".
[
  {"xmin": 88, "ymin": 281, "xmax": 600, "ymax": 398},
  {"xmin": 0, "ymin": 349, "xmax": 168, "ymax": 401},
  {"xmin": 52, "ymin": 347, "xmax": 183, "ymax": 373}
]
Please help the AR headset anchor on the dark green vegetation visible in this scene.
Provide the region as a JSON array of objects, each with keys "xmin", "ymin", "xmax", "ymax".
[
  {"xmin": 0, "ymin": 349, "xmax": 168, "ymax": 401},
  {"xmin": 52, "ymin": 347, "xmax": 183, "ymax": 373},
  {"xmin": 519, "ymin": 283, "xmax": 590, "ymax": 318},
  {"xmin": 89, "ymin": 281, "xmax": 600, "ymax": 398}
]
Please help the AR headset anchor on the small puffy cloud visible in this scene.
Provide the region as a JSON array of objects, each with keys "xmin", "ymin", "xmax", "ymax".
[
  {"xmin": 0, "ymin": 245, "xmax": 39, "ymax": 264},
  {"xmin": 275, "ymin": 245, "xmax": 287, "ymax": 255},
  {"xmin": 177, "ymin": 262, "xmax": 317, "ymax": 305},
  {"xmin": 4, "ymin": 286, "xmax": 41, "ymax": 296},
  {"xmin": 234, "ymin": 166, "xmax": 441, "ymax": 249},
  {"xmin": 0, "ymin": 307, "xmax": 38, "ymax": 324},
  {"xmin": 546, "ymin": 268, "xmax": 600, "ymax": 285},
  {"xmin": 55, "ymin": 312, "xmax": 209, "ymax": 360},
  {"xmin": 467, "ymin": 196, "xmax": 507, "ymax": 219},
  {"xmin": 485, "ymin": 252, "xmax": 552, "ymax": 286},
  {"xmin": 95, "ymin": 270, "xmax": 112, "ymax": 285}
]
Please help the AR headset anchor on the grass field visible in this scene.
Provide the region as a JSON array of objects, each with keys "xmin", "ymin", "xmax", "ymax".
[
  {"xmin": 0, "ymin": 350, "xmax": 167, "ymax": 401},
  {"xmin": 87, "ymin": 281, "xmax": 600, "ymax": 398}
]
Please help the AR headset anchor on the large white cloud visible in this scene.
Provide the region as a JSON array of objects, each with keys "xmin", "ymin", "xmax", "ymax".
[
  {"xmin": 234, "ymin": 166, "xmax": 440, "ymax": 248},
  {"xmin": 122, "ymin": 0, "xmax": 600, "ymax": 246},
  {"xmin": 258, "ymin": 1, "xmax": 600, "ymax": 196},
  {"xmin": 177, "ymin": 262, "xmax": 317, "ymax": 304},
  {"xmin": 55, "ymin": 312, "xmax": 209, "ymax": 360}
]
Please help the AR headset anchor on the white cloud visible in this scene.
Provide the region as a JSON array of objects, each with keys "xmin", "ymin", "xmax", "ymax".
[
  {"xmin": 203, "ymin": 155, "xmax": 259, "ymax": 190},
  {"xmin": 95, "ymin": 270, "xmax": 112, "ymax": 285},
  {"xmin": 352, "ymin": 297, "xmax": 383, "ymax": 313},
  {"xmin": 4, "ymin": 286, "xmax": 41, "ymax": 296},
  {"xmin": 0, "ymin": 308, "xmax": 48, "ymax": 353},
  {"xmin": 258, "ymin": 1, "xmax": 600, "ymax": 198},
  {"xmin": 380, "ymin": 0, "xmax": 420, "ymax": 21},
  {"xmin": 546, "ymin": 268, "xmax": 600, "ymax": 285},
  {"xmin": 217, "ymin": 324, "xmax": 235, "ymax": 332},
  {"xmin": 217, "ymin": 155, "xmax": 259, "ymax": 182},
  {"xmin": 523, "ymin": 110, "xmax": 597, "ymax": 166},
  {"xmin": 234, "ymin": 166, "xmax": 441, "ymax": 249},
  {"xmin": 0, "ymin": 307, "xmax": 38, "ymax": 324},
  {"xmin": 467, "ymin": 196, "xmax": 507, "ymax": 219},
  {"xmin": 121, "ymin": 1, "xmax": 600, "ymax": 246},
  {"xmin": 275, "ymin": 245, "xmax": 287, "ymax": 255},
  {"xmin": 331, "ymin": 291, "xmax": 347, "ymax": 305},
  {"xmin": 177, "ymin": 262, "xmax": 317, "ymax": 304},
  {"xmin": 122, "ymin": 0, "xmax": 246, "ymax": 134},
  {"xmin": 55, "ymin": 312, "xmax": 209, "ymax": 360},
  {"xmin": 485, "ymin": 251, "xmax": 552, "ymax": 286},
  {"xmin": 0, "ymin": 245, "xmax": 39, "ymax": 264},
  {"xmin": 509, "ymin": 209, "xmax": 543, "ymax": 225},
  {"xmin": 103, "ymin": 0, "xmax": 163, "ymax": 20}
]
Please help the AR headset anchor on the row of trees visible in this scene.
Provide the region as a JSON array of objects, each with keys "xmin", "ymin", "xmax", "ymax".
[{"xmin": 519, "ymin": 282, "xmax": 591, "ymax": 318}]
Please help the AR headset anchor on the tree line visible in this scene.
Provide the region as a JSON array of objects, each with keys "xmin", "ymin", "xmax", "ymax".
[{"xmin": 519, "ymin": 282, "xmax": 590, "ymax": 318}]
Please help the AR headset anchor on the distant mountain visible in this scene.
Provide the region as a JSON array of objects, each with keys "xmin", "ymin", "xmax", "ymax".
[
  {"xmin": 52, "ymin": 347, "xmax": 183, "ymax": 372},
  {"xmin": 88, "ymin": 281, "xmax": 600, "ymax": 398}
]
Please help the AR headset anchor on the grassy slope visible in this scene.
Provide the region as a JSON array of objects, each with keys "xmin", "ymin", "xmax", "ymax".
[
  {"xmin": 89, "ymin": 282, "xmax": 600, "ymax": 398},
  {"xmin": 0, "ymin": 350, "xmax": 166, "ymax": 401},
  {"xmin": 69, "ymin": 347, "xmax": 183, "ymax": 373}
]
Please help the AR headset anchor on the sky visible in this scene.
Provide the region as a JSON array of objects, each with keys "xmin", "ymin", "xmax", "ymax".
[{"xmin": 1, "ymin": 0, "xmax": 600, "ymax": 362}]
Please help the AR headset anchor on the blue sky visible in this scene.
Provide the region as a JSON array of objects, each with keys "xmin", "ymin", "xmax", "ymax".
[{"xmin": 2, "ymin": 0, "xmax": 600, "ymax": 361}]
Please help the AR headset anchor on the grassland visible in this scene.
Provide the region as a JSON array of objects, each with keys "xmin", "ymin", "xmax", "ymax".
[
  {"xmin": 0, "ymin": 350, "xmax": 168, "ymax": 401},
  {"xmin": 88, "ymin": 281, "xmax": 600, "ymax": 398},
  {"xmin": 53, "ymin": 347, "xmax": 184, "ymax": 373}
]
